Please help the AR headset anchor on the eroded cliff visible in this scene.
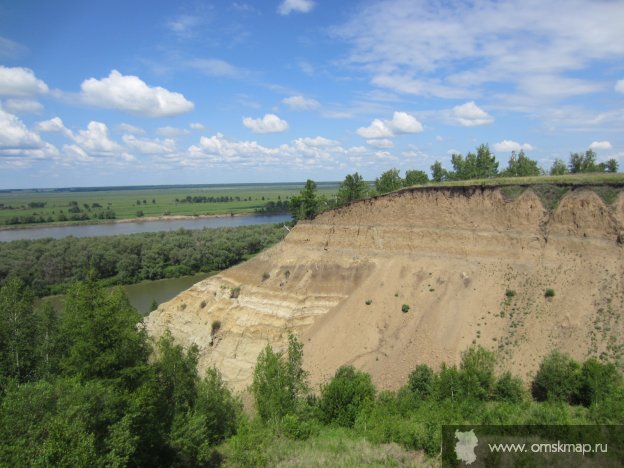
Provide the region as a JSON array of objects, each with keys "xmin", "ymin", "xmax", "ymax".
[{"xmin": 144, "ymin": 185, "xmax": 624, "ymax": 391}]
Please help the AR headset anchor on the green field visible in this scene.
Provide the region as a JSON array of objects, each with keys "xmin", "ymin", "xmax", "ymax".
[{"xmin": 0, "ymin": 182, "xmax": 340, "ymax": 227}]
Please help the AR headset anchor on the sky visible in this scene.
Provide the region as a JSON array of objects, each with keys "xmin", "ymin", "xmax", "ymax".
[{"xmin": 0, "ymin": 0, "xmax": 623, "ymax": 189}]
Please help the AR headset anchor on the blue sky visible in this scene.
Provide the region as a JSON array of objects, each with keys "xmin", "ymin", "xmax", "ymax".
[{"xmin": 0, "ymin": 0, "xmax": 623, "ymax": 188}]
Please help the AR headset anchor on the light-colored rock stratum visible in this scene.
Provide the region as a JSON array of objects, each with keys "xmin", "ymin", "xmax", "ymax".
[{"xmin": 144, "ymin": 185, "xmax": 624, "ymax": 391}]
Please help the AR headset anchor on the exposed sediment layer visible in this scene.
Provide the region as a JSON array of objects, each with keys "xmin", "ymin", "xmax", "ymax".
[{"xmin": 144, "ymin": 186, "xmax": 624, "ymax": 391}]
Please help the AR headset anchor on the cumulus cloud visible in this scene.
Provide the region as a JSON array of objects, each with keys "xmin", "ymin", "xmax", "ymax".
[
  {"xmin": 81, "ymin": 70, "xmax": 194, "ymax": 117},
  {"xmin": 277, "ymin": 0, "xmax": 315, "ymax": 15},
  {"xmin": 282, "ymin": 95, "xmax": 320, "ymax": 110},
  {"xmin": 242, "ymin": 113, "xmax": 289, "ymax": 133},
  {"xmin": 0, "ymin": 107, "xmax": 58, "ymax": 166},
  {"xmin": 72, "ymin": 122, "xmax": 122, "ymax": 155},
  {"xmin": 589, "ymin": 141, "xmax": 612, "ymax": 150},
  {"xmin": 367, "ymin": 138, "xmax": 394, "ymax": 148},
  {"xmin": 615, "ymin": 80, "xmax": 624, "ymax": 93},
  {"xmin": 0, "ymin": 107, "xmax": 44, "ymax": 148},
  {"xmin": 117, "ymin": 123, "xmax": 145, "ymax": 135},
  {"xmin": 123, "ymin": 134, "xmax": 176, "ymax": 154},
  {"xmin": 3, "ymin": 98, "xmax": 43, "ymax": 114},
  {"xmin": 35, "ymin": 117, "xmax": 72, "ymax": 137},
  {"xmin": 494, "ymin": 140, "xmax": 534, "ymax": 152},
  {"xmin": 156, "ymin": 126, "xmax": 190, "ymax": 137},
  {"xmin": 357, "ymin": 111, "xmax": 423, "ymax": 138},
  {"xmin": 450, "ymin": 101, "xmax": 494, "ymax": 127},
  {"xmin": 0, "ymin": 66, "xmax": 48, "ymax": 96},
  {"xmin": 190, "ymin": 122, "xmax": 205, "ymax": 130}
]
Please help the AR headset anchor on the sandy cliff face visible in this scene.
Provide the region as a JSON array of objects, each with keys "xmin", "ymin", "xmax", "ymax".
[{"xmin": 144, "ymin": 186, "xmax": 624, "ymax": 391}]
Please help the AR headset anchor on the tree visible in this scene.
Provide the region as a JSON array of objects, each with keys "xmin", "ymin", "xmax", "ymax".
[
  {"xmin": 459, "ymin": 346, "xmax": 496, "ymax": 400},
  {"xmin": 375, "ymin": 168, "xmax": 403, "ymax": 194},
  {"xmin": 251, "ymin": 334, "xmax": 308, "ymax": 423},
  {"xmin": 531, "ymin": 351, "xmax": 581, "ymax": 403},
  {"xmin": 493, "ymin": 371, "xmax": 525, "ymax": 403},
  {"xmin": 449, "ymin": 144, "xmax": 499, "ymax": 180},
  {"xmin": 501, "ymin": 150, "xmax": 541, "ymax": 177},
  {"xmin": 404, "ymin": 169, "xmax": 429, "ymax": 186},
  {"xmin": 289, "ymin": 180, "xmax": 321, "ymax": 221},
  {"xmin": 568, "ymin": 149, "xmax": 598, "ymax": 173},
  {"xmin": 337, "ymin": 172, "xmax": 369, "ymax": 205},
  {"xmin": 58, "ymin": 280, "xmax": 150, "ymax": 386},
  {"xmin": 550, "ymin": 158, "xmax": 568, "ymax": 176},
  {"xmin": 408, "ymin": 364, "xmax": 435, "ymax": 399},
  {"xmin": 319, "ymin": 365, "xmax": 375, "ymax": 427},
  {"xmin": 604, "ymin": 158, "xmax": 619, "ymax": 173},
  {"xmin": 0, "ymin": 277, "xmax": 38, "ymax": 390},
  {"xmin": 577, "ymin": 358, "xmax": 622, "ymax": 407},
  {"xmin": 430, "ymin": 161, "xmax": 448, "ymax": 182}
]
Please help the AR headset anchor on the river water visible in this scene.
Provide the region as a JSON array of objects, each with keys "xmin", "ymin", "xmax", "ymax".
[
  {"xmin": 0, "ymin": 213, "xmax": 291, "ymax": 242},
  {"xmin": 43, "ymin": 272, "xmax": 213, "ymax": 315}
]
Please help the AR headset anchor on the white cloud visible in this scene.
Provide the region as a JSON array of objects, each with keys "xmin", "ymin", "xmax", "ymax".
[
  {"xmin": 0, "ymin": 66, "xmax": 48, "ymax": 96},
  {"xmin": 616, "ymin": 80, "xmax": 624, "ymax": 93},
  {"xmin": 189, "ymin": 58, "xmax": 244, "ymax": 78},
  {"xmin": 242, "ymin": 113, "xmax": 289, "ymax": 133},
  {"xmin": 282, "ymin": 95, "xmax": 320, "ymax": 110},
  {"xmin": 156, "ymin": 126, "xmax": 190, "ymax": 137},
  {"xmin": 0, "ymin": 107, "xmax": 58, "ymax": 165},
  {"xmin": 123, "ymin": 134, "xmax": 176, "ymax": 154},
  {"xmin": 190, "ymin": 122, "xmax": 205, "ymax": 130},
  {"xmin": 589, "ymin": 140, "xmax": 612, "ymax": 150},
  {"xmin": 367, "ymin": 138, "xmax": 394, "ymax": 148},
  {"xmin": 35, "ymin": 117, "xmax": 72, "ymax": 138},
  {"xmin": 357, "ymin": 111, "xmax": 423, "ymax": 138},
  {"xmin": 277, "ymin": 0, "xmax": 315, "ymax": 15},
  {"xmin": 81, "ymin": 70, "xmax": 194, "ymax": 117},
  {"xmin": 336, "ymin": 1, "xmax": 624, "ymax": 102},
  {"xmin": 374, "ymin": 151, "xmax": 398, "ymax": 160},
  {"xmin": 118, "ymin": 123, "xmax": 145, "ymax": 135},
  {"xmin": 450, "ymin": 101, "xmax": 494, "ymax": 127},
  {"xmin": 494, "ymin": 140, "xmax": 534, "ymax": 152},
  {"xmin": 166, "ymin": 14, "xmax": 202, "ymax": 38},
  {"xmin": 72, "ymin": 121, "xmax": 122, "ymax": 155},
  {"xmin": 0, "ymin": 107, "xmax": 44, "ymax": 148},
  {"xmin": 0, "ymin": 36, "xmax": 26, "ymax": 59},
  {"xmin": 3, "ymin": 98, "xmax": 43, "ymax": 114}
]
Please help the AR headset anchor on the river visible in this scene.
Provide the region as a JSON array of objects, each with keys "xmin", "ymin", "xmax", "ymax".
[
  {"xmin": 0, "ymin": 213, "xmax": 291, "ymax": 242},
  {"xmin": 42, "ymin": 272, "xmax": 213, "ymax": 315}
]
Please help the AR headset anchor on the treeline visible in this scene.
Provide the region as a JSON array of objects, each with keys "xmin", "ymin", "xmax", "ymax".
[
  {"xmin": 176, "ymin": 195, "xmax": 240, "ymax": 204},
  {"xmin": 287, "ymin": 145, "xmax": 620, "ymax": 221},
  {"xmin": 1, "ymin": 277, "xmax": 623, "ymax": 465},
  {"xmin": 5, "ymin": 201, "xmax": 116, "ymax": 225},
  {"xmin": 0, "ymin": 224, "xmax": 286, "ymax": 297},
  {"xmin": 254, "ymin": 199, "xmax": 290, "ymax": 213},
  {"xmin": 0, "ymin": 278, "xmax": 240, "ymax": 466}
]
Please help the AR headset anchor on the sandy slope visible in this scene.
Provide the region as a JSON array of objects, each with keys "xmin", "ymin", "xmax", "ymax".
[{"xmin": 144, "ymin": 186, "xmax": 624, "ymax": 391}]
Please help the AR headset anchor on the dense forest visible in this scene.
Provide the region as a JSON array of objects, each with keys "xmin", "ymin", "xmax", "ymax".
[
  {"xmin": 1, "ymin": 276, "xmax": 623, "ymax": 466},
  {"xmin": 0, "ymin": 224, "xmax": 287, "ymax": 297}
]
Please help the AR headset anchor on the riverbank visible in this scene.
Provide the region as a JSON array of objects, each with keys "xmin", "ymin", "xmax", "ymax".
[{"xmin": 0, "ymin": 211, "xmax": 290, "ymax": 231}]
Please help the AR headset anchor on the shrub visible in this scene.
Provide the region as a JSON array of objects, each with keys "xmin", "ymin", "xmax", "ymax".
[
  {"xmin": 251, "ymin": 335, "xmax": 308, "ymax": 423},
  {"xmin": 545, "ymin": 288, "xmax": 555, "ymax": 298},
  {"xmin": 531, "ymin": 351, "xmax": 580, "ymax": 403},
  {"xmin": 505, "ymin": 289, "xmax": 516, "ymax": 298},
  {"xmin": 319, "ymin": 365, "xmax": 375, "ymax": 427},
  {"xmin": 230, "ymin": 287, "xmax": 240, "ymax": 299},
  {"xmin": 493, "ymin": 371, "xmax": 525, "ymax": 403},
  {"xmin": 211, "ymin": 320, "xmax": 221, "ymax": 335},
  {"xmin": 200, "ymin": 300, "xmax": 207, "ymax": 308},
  {"xmin": 401, "ymin": 304, "xmax": 410, "ymax": 313},
  {"xmin": 365, "ymin": 299, "xmax": 372, "ymax": 305},
  {"xmin": 280, "ymin": 413, "xmax": 318, "ymax": 441},
  {"xmin": 261, "ymin": 272, "xmax": 270, "ymax": 281},
  {"xmin": 459, "ymin": 346, "xmax": 496, "ymax": 400},
  {"xmin": 408, "ymin": 364, "xmax": 435, "ymax": 399}
]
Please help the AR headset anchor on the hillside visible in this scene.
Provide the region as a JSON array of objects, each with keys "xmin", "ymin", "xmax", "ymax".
[{"xmin": 144, "ymin": 181, "xmax": 624, "ymax": 391}]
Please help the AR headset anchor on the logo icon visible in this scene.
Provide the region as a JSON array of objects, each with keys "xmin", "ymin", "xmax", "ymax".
[{"xmin": 454, "ymin": 429, "xmax": 478, "ymax": 465}]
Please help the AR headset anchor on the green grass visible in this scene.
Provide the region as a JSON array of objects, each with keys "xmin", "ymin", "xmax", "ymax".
[
  {"xmin": 0, "ymin": 183, "xmax": 339, "ymax": 227},
  {"xmin": 408, "ymin": 172, "xmax": 624, "ymax": 188},
  {"xmin": 219, "ymin": 426, "xmax": 423, "ymax": 467}
]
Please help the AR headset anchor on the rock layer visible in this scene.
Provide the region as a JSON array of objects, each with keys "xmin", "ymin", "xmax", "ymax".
[{"xmin": 144, "ymin": 186, "xmax": 624, "ymax": 391}]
